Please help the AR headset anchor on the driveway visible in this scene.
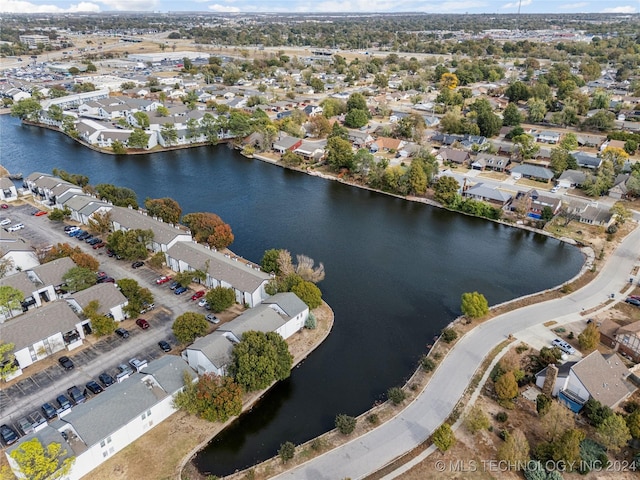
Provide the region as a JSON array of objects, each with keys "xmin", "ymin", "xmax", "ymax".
[{"xmin": 273, "ymin": 222, "xmax": 640, "ymax": 480}]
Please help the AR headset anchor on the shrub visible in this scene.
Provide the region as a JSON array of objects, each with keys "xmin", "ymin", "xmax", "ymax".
[
  {"xmin": 516, "ymin": 344, "xmax": 529, "ymax": 354},
  {"xmin": 335, "ymin": 414, "xmax": 357, "ymax": 435},
  {"xmin": 421, "ymin": 356, "xmax": 436, "ymax": 372},
  {"xmin": 310, "ymin": 438, "xmax": 325, "ymax": 451},
  {"xmin": 465, "ymin": 405, "xmax": 490, "ymax": 434},
  {"xmin": 205, "ymin": 286, "xmax": 235, "ymax": 313},
  {"xmin": 278, "ymin": 441, "xmax": 295, "ymax": 464},
  {"xmin": 579, "ymin": 438, "xmax": 608, "ymax": 474},
  {"xmin": 496, "ymin": 411, "xmax": 508, "ymax": 423},
  {"xmin": 432, "ymin": 423, "xmax": 455, "ymax": 452},
  {"xmin": 367, "ymin": 414, "xmax": 379, "ymax": 425},
  {"xmin": 441, "ymin": 328, "xmax": 458, "ymax": 343},
  {"xmin": 304, "ymin": 312, "xmax": 317, "ymax": 329},
  {"xmin": 387, "ymin": 387, "xmax": 406, "ymax": 405}
]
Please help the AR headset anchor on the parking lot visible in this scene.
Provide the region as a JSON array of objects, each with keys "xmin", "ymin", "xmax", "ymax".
[{"xmin": 0, "ymin": 202, "xmax": 220, "ymax": 446}]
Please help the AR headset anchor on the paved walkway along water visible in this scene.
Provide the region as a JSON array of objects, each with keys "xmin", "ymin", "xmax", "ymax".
[{"xmin": 273, "ymin": 220, "xmax": 640, "ymax": 480}]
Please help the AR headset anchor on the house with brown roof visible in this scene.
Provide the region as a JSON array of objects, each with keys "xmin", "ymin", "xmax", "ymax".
[
  {"xmin": 370, "ymin": 137, "xmax": 405, "ymax": 153},
  {"xmin": 599, "ymin": 319, "xmax": 640, "ymax": 362},
  {"xmin": 437, "ymin": 148, "xmax": 471, "ymax": 166},
  {"xmin": 535, "ymin": 351, "xmax": 636, "ymax": 412}
]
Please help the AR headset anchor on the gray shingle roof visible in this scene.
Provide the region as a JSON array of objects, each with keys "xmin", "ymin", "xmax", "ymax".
[
  {"xmin": 262, "ymin": 292, "xmax": 308, "ymax": 318},
  {"xmin": 32, "ymin": 257, "xmax": 76, "ymax": 287},
  {"xmin": 68, "ymin": 283, "xmax": 127, "ymax": 315},
  {"xmin": 110, "ymin": 206, "xmax": 190, "ymax": 245},
  {"xmin": 510, "ymin": 164, "xmax": 554, "ymax": 180},
  {"xmin": 189, "ymin": 333, "xmax": 235, "ymax": 369},
  {"xmin": 0, "ymin": 271, "xmax": 35, "ymax": 296},
  {"xmin": 571, "ymin": 351, "xmax": 635, "ymax": 408},
  {"xmin": 166, "ymin": 241, "xmax": 270, "ymax": 294},
  {"xmin": 219, "ymin": 304, "xmax": 286, "ymax": 340}
]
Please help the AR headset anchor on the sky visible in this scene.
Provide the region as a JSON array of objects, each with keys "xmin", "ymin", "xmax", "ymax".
[{"xmin": 0, "ymin": 0, "xmax": 637, "ymax": 14}]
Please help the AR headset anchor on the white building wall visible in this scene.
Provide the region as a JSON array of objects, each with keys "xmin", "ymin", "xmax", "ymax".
[{"xmin": 563, "ymin": 371, "xmax": 590, "ymax": 402}]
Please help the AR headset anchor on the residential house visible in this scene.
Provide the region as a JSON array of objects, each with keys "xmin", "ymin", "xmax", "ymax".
[
  {"xmin": 273, "ymin": 134, "xmax": 303, "ymax": 154},
  {"xmin": 294, "ymin": 140, "xmax": 326, "ymax": 162},
  {"xmin": 463, "ymin": 183, "xmax": 512, "ymax": 207},
  {"xmin": 303, "ymin": 105, "xmax": 323, "ymax": 117},
  {"xmin": 474, "ymin": 153, "xmax": 510, "ymax": 172},
  {"xmin": 66, "ymin": 283, "xmax": 129, "ymax": 322},
  {"xmin": 572, "ymin": 151, "xmax": 602, "ymax": 170},
  {"xmin": 261, "ymin": 292, "xmax": 310, "ymax": 339},
  {"xmin": 370, "ymin": 137, "xmax": 405, "ymax": 154},
  {"xmin": 0, "ymin": 302, "xmax": 86, "ymax": 378},
  {"xmin": 567, "ymin": 201, "xmax": 614, "ymax": 227},
  {"xmin": 535, "ymin": 351, "xmax": 635, "ymax": 412},
  {"xmin": 534, "ymin": 130, "xmax": 560, "ymax": 144},
  {"xmin": 509, "ymin": 164, "xmax": 554, "ymax": 183},
  {"xmin": 0, "ymin": 178, "xmax": 18, "ymax": 202},
  {"xmin": 41, "ymin": 89, "xmax": 110, "ymax": 111},
  {"xmin": 25, "ymin": 172, "xmax": 81, "ymax": 206},
  {"xmin": 348, "ymin": 130, "xmax": 374, "ymax": 148},
  {"xmin": 512, "ymin": 189, "xmax": 561, "ymax": 219},
  {"xmin": 6, "ymin": 356, "xmax": 196, "ymax": 480},
  {"xmin": 437, "ymin": 148, "xmax": 471, "ymax": 166},
  {"xmin": 608, "ymin": 174, "xmax": 630, "ymax": 200},
  {"xmin": 182, "ymin": 333, "xmax": 235, "ymax": 376},
  {"xmin": 557, "ymin": 169, "xmax": 587, "ymax": 189},
  {"xmin": 599, "ymin": 319, "xmax": 640, "ymax": 363},
  {"xmin": 576, "ymin": 134, "xmax": 606, "ymax": 149},
  {"xmin": 165, "ymin": 241, "xmax": 271, "ymax": 308},
  {"xmin": 0, "ymin": 231, "xmax": 39, "ymax": 275}
]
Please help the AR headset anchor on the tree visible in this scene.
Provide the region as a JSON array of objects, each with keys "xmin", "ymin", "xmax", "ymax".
[
  {"xmin": 144, "ymin": 197, "xmax": 182, "ymax": 225},
  {"xmin": 205, "ymin": 286, "xmax": 235, "ymax": 312},
  {"xmin": 460, "ymin": 291, "xmax": 489, "ymax": 319},
  {"xmin": 408, "ymin": 160, "xmax": 428, "ymax": 195},
  {"xmin": 578, "ymin": 322, "xmax": 599, "ymax": 352},
  {"xmin": 626, "ymin": 410, "xmax": 640, "ymax": 439},
  {"xmin": 325, "ymin": 136, "xmax": 355, "ymax": 171},
  {"xmin": 308, "ymin": 115, "xmax": 332, "ymax": 138},
  {"xmin": 536, "ymin": 393, "xmax": 552, "ymax": 417},
  {"xmin": 433, "ymin": 176, "xmax": 460, "ymax": 206},
  {"xmin": 10, "ymin": 98, "xmax": 41, "ymax": 121},
  {"xmin": 231, "ymin": 330, "xmax": 293, "ymax": 391},
  {"xmin": 106, "ymin": 229, "xmax": 151, "ymax": 261},
  {"xmin": 601, "ymin": 146, "xmax": 628, "ymax": 174},
  {"xmin": 624, "ymin": 139, "xmax": 638, "ymax": 155},
  {"xmin": 182, "ymin": 212, "xmax": 234, "ymax": 249},
  {"xmin": 48, "ymin": 104, "xmax": 63, "ymax": 122},
  {"xmin": 527, "ymin": 98, "xmax": 547, "ymax": 123},
  {"xmin": 387, "ymin": 386, "xmax": 406, "ymax": 405},
  {"xmin": 62, "ymin": 267, "xmax": 97, "ymax": 292},
  {"xmin": 465, "ymin": 404, "xmax": 490, "ymax": 434},
  {"xmin": 290, "ymin": 281, "xmax": 322, "ymax": 309},
  {"xmin": 62, "ymin": 116, "xmax": 78, "ymax": 138},
  {"xmin": 132, "ymin": 111, "xmax": 150, "ymax": 128},
  {"xmin": 0, "ymin": 253, "xmax": 14, "ymax": 279},
  {"xmin": 497, "ymin": 429, "xmax": 530, "ymax": 466},
  {"xmin": 116, "ymin": 278, "xmax": 154, "ymax": 317},
  {"xmin": 542, "ymin": 401, "xmax": 574, "ymax": 442},
  {"xmin": 432, "ymin": 423, "xmax": 455, "ymax": 452},
  {"xmin": 552, "ymin": 428, "xmax": 585, "ymax": 466},
  {"xmin": 261, "ymin": 249, "xmax": 281, "ymax": 275},
  {"xmin": 584, "ymin": 398, "xmax": 613, "ymax": 428},
  {"xmin": 495, "ymin": 371, "xmax": 519, "ymax": 404},
  {"xmin": 471, "ymin": 98, "xmax": 502, "ymax": 138},
  {"xmin": 346, "ymin": 92, "xmax": 367, "ymax": 112},
  {"xmin": 582, "ymin": 110, "xmax": 614, "ymax": 131},
  {"xmin": 127, "ymin": 128, "xmax": 150, "ymax": 149},
  {"xmin": 48, "ymin": 207, "xmax": 71, "ymax": 222},
  {"xmin": 172, "ymin": 312, "xmax": 209, "ymax": 344},
  {"xmin": 87, "ymin": 211, "xmax": 112, "ymax": 236},
  {"xmin": 335, "ymin": 414, "xmax": 357, "ymax": 435},
  {"xmin": 161, "ymin": 123, "xmax": 178, "ymax": 146},
  {"xmin": 173, "ymin": 373, "xmax": 243, "ymax": 422},
  {"xmin": 278, "ymin": 441, "xmax": 296, "ymax": 464},
  {"xmin": 505, "ymin": 81, "xmax": 530, "ymax": 102},
  {"xmin": 512, "ymin": 134, "xmax": 539, "ymax": 160},
  {"xmin": 440, "ymin": 72, "xmax": 459, "ymax": 90},
  {"xmin": 9, "ymin": 437, "xmax": 74, "ymax": 480},
  {"xmin": 596, "ymin": 413, "xmax": 631, "ymax": 453},
  {"xmin": 503, "ymin": 103, "xmax": 522, "ymax": 126},
  {"xmin": 41, "ymin": 243, "xmax": 99, "ymax": 271},
  {"xmin": 0, "ymin": 342, "xmax": 18, "ymax": 380},
  {"xmin": 95, "ymin": 184, "xmax": 138, "ymax": 208},
  {"xmin": 344, "ymin": 109, "xmax": 369, "ymax": 128},
  {"xmin": 83, "ymin": 300, "xmax": 116, "ymax": 337}
]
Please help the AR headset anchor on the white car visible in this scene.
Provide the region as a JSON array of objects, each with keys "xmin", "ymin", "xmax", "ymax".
[
  {"xmin": 551, "ymin": 338, "xmax": 575, "ymax": 355},
  {"xmin": 7, "ymin": 223, "xmax": 24, "ymax": 232},
  {"xmin": 550, "ymin": 186, "xmax": 559, "ymax": 193},
  {"xmin": 0, "ymin": 219, "xmax": 11, "ymax": 226},
  {"xmin": 198, "ymin": 298, "xmax": 208, "ymax": 307}
]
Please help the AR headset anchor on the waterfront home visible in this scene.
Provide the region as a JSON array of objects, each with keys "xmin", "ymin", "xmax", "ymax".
[
  {"xmin": 273, "ymin": 134, "xmax": 303, "ymax": 154},
  {"xmin": 0, "ymin": 178, "xmax": 18, "ymax": 203},
  {"xmin": 25, "ymin": 172, "xmax": 82, "ymax": 206},
  {"xmin": 535, "ymin": 351, "xmax": 635, "ymax": 412},
  {"xmin": 462, "ymin": 183, "xmax": 512, "ymax": 207},
  {"xmin": 511, "ymin": 189, "xmax": 561, "ymax": 219},
  {"xmin": 182, "ymin": 333, "xmax": 234, "ymax": 376},
  {"xmin": 5, "ymin": 356, "xmax": 196, "ymax": 480}
]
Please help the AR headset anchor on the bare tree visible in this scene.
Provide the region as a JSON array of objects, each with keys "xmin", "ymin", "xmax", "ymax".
[{"xmin": 294, "ymin": 254, "xmax": 325, "ymax": 283}]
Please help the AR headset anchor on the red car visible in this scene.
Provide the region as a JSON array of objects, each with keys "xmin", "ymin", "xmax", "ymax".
[
  {"xmin": 34, "ymin": 210, "xmax": 48, "ymax": 216},
  {"xmin": 93, "ymin": 242, "xmax": 105, "ymax": 249},
  {"xmin": 191, "ymin": 290, "xmax": 205, "ymax": 301},
  {"xmin": 155, "ymin": 275, "xmax": 172, "ymax": 285},
  {"xmin": 0, "ymin": 204, "xmax": 8, "ymax": 209},
  {"xmin": 135, "ymin": 318, "xmax": 150, "ymax": 329}
]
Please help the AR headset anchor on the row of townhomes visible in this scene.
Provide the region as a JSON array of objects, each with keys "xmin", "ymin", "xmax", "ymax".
[{"xmin": 2, "ymin": 171, "xmax": 311, "ymax": 480}]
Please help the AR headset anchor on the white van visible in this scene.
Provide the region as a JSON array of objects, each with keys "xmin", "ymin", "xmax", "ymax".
[{"xmin": 551, "ymin": 338, "xmax": 575, "ymax": 355}]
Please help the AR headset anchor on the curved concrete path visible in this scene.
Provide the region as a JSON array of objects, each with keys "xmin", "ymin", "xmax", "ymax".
[{"xmin": 273, "ymin": 223, "xmax": 640, "ymax": 480}]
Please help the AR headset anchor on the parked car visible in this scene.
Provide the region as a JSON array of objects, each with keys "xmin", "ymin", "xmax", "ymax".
[
  {"xmin": 191, "ymin": 290, "xmax": 205, "ymax": 300},
  {"xmin": 198, "ymin": 298, "xmax": 208, "ymax": 307},
  {"xmin": 41, "ymin": 402, "xmax": 58, "ymax": 420},
  {"xmin": 34, "ymin": 210, "xmax": 48, "ymax": 216},
  {"xmin": 118, "ymin": 363, "xmax": 133, "ymax": 376},
  {"xmin": 0, "ymin": 219, "xmax": 11, "ymax": 226},
  {"xmin": 85, "ymin": 380, "xmax": 103, "ymax": 395},
  {"xmin": 206, "ymin": 314, "xmax": 220, "ymax": 324},
  {"xmin": 140, "ymin": 302, "xmax": 155, "ymax": 314},
  {"xmin": 169, "ymin": 280, "xmax": 180, "ymax": 290},
  {"xmin": 58, "ymin": 356, "xmax": 74, "ymax": 370},
  {"xmin": 87, "ymin": 237, "xmax": 102, "ymax": 245},
  {"xmin": 98, "ymin": 372, "xmax": 115, "ymax": 388},
  {"xmin": 115, "ymin": 327, "xmax": 130, "ymax": 338},
  {"xmin": 67, "ymin": 386, "xmax": 86, "ymax": 405},
  {"xmin": 96, "ymin": 276, "xmax": 115, "ymax": 284},
  {"xmin": 174, "ymin": 286, "xmax": 188, "ymax": 295},
  {"xmin": 93, "ymin": 242, "xmax": 106, "ymax": 249},
  {"xmin": 155, "ymin": 275, "xmax": 172, "ymax": 284},
  {"xmin": 131, "ymin": 261, "xmax": 144, "ymax": 268},
  {"xmin": 29, "ymin": 411, "xmax": 46, "ymax": 429},
  {"xmin": 136, "ymin": 318, "xmax": 150, "ymax": 329},
  {"xmin": 158, "ymin": 340, "xmax": 171, "ymax": 352},
  {"xmin": 0, "ymin": 204, "xmax": 8, "ymax": 209},
  {"xmin": 0, "ymin": 424, "xmax": 18, "ymax": 445},
  {"xmin": 625, "ymin": 297, "xmax": 640, "ymax": 307},
  {"xmin": 77, "ymin": 232, "xmax": 91, "ymax": 240},
  {"xmin": 7, "ymin": 223, "xmax": 24, "ymax": 232},
  {"xmin": 68, "ymin": 229, "xmax": 84, "ymax": 237},
  {"xmin": 64, "ymin": 225, "xmax": 79, "ymax": 232},
  {"xmin": 551, "ymin": 338, "xmax": 575, "ymax": 355},
  {"xmin": 56, "ymin": 394, "xmax": 72, "ymax": 411},
  {"xmin": 17, "ymin": 416, "xmax": 34, "ymax": 435}
]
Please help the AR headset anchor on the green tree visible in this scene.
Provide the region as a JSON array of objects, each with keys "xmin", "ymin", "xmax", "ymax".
[
  {"xmin": 497, "ymin": 429, "xmax": 530, "ymax": 466},
  {"xmin": 205, "ymin": 286, "xmax": 235, "ymax": 313},
  {"xmin": 106, "ymin": 229, "xmax": 151, "ymax": 260},
  {"xmin": 161, "ymin": 123, "xmax": 178, "ymax": 146},
  {"xmin": 536, "ymin": 393, "xmax": 552, "ymax": 417},
  {"xmin": 387, "ymin": 386, "xmax": 406, "ymax": 405},
  {"xmin": 326, "ymin": 136, "xmax": 355, "ymax": 171},
  {"xmin": 432, "ymin": 423, "xmax": 455, "ymax": 452},
  {"xmin": 173, "ymin": 373, "xmax": 242, "ymax": 422},
  {"xmin": 505, "ymin": 81, "xmax": 530, "ymax": 102},
  {"xmin": 460, "ymin": 291, "xmax": 489, "ymax": 319},
  {"xmin": 111, "ymin": 140, "xmax": 126, "ymax": 154},
  {"xmin": 624, "ymin": 140, "xmax": 638, "ymax": 155},
  {"xmin": 62, "ymin": 116, "xmax": 78, "ymax": 138},
  {"xmin": 344, "ymin": 109, "xmax": 369, "ymax": 128},
  {"xmin": 471, "ymin": 98, "xmax": 502, "ymax": 137},
  {"xmin": 261, "ymin": 249, "xmax": 281, "ymax": 275},
  {"xmin": 408, "ymin": 161, "xmax": 428, "ymax": 195},
  {"xmin": 335, "ymin": 414, "xmax": 357, "ymax": 435},
  {"xmin": 527, "ymin": 98, "xmax": 547, "ymax": 123},
  {"xmin": 559, "ymin": 133, "xmax": 578, "ymax": 151},
  {"xmin": 291, "ymin": 281, "xmax": 322, "ymax": 309},
  {"xmin": 495, "ymin": 371, "xmax": 519, "ymax": 404},
  {"xmin": 502, "ymin": 103, "xmax": 522, "ymax": 126},
  {"xmin": 582, "ymin": 110, "xmax": 614, "ymax": 131},
  {"xmin": 596, "ymin": 414, "xmax": 631, "ymax": 453},
  {"xmin": 172, "ymin": 312, "xmax": 209, "ymax": 344},
  {"xmin": 9, "ymin": 437, "xmax": 74, "ymax": 480},
  {"xmin": 346, "ymin": 92, "xmax": 367, "ymax": 112},
  {"xmin": 433, "ymin": 176, "xmax": 460, "ymax": 206},
  {"xmin": 10, "ymin": 98, "xmax": 41, "ymax": 121},
  {"xmin": 48, "ymin": 104, "xmax": 63, "ymax": 122},
  {"xmin": 0, "ymin": 285, "xmax": 25, "ymax": 318},
  {"xmin": 116, "ymin": 278, "xmax": 154, "ymax": 317},
  {"xmin": 626, "ymin": 410, "xmax": 640, "ymax": 439},
  {"xmin": 127, "ymin": 128, "xmax": 150, "ymax": 149},
  {"xmin": 0, "ymin": 342, "xmax": 18, "ymax": 380},
  {"xmin": 465, "ymin": 404, "xmax": 490, "ymax": 434},
  {"xmin": 552, "ymin": 428, "xmax": 585, "ymax": 466},
  {"xmin": 513, "ymin": 134, "xmax": 539, "ymax": 160},
  {"xmin": 132, "ymin": 111, "xmax": 150, "ymax": 128},
  {"xmin": 144, "ymin": 197, "xmax": 182, "ymax": 225},
  {"xmin": 231, "ymin": 331, "xmax": 293, "ymax": 391},
  {"xmin": 62, "ymin": 267, "xmax": 97, "ymax": 292},
  {"xmin": 584, "ymin": 398, "xmax": 613, "ymax": 428},
  {"xmin": 278, "ymin": 441, "xmax": 296, "ymax": 464},
  {"xmin": 578, "ymin": 322, "xmax": 599, "ymax": 352}
]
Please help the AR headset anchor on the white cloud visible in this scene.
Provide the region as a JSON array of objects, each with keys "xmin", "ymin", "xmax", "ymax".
[
  {"xmin": 0, "ymin": 0, "xmax": 100, "ymax": 12},
  {"xmin": 557, "ymin": 2, "xmax": 589, "ymax": 10},
  {"xmin": 501, "ymin": 0, "xmax": 532, "ymax": 10},
  {"xmin": 602, "ymin": 5, "xmax": 637, "ymax": 12},
  {"xmin": 208, "ymin": 3, "xmax": 240, "ymax": 12},
  {"xmin": 98, "ymin": 0, "xmax": 159, "ymax": 10}
]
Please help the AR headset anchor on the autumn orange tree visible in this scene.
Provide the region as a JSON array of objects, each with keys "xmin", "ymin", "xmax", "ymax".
[
  {"xmin": 42, "ymin": 243, "xmax": 99, "ymax": 271},
  {"xmin": 440, "ymin": 72, "xmax": 459, "ymax": 90},
  {"xmin": 182, "ymin": 212, "xmax": 234, "ymax": 249}
]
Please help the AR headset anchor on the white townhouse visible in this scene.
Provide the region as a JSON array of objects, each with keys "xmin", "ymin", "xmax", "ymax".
[
  {"xmin": 183, "ymin": 332, "xmax": 235, "ymax": 376},
  {"xmin": 59, "ymin": 193, "xmax": 112, "ymax": 224},
  {"xmin": 165, "ymin": 241, "xmax": 271, "ymax": 308},
  {"xmin": 25, "ymin": 172, "xmax": 82, "ymax": 206},
  {"xmin": 0, "ymin": 178, "xmax": 18, "ymax": 202},
  {"xmin": 66, "ymin": 283, "xmax": 129, "ymax": 322},
  {"xmin": 6, "ymin": 356, "xmax": 196, "ymax": 480},
  {"xmin": 0, "ymin": 231, "xmax": 40, "ymax": 275},
  {"xmin": 0, "ymin": 302, "xmax": 86, "ymax": 378},
  {"xmin": 41, "ymin": 89, "xmax": 110, "ymax": 111}
]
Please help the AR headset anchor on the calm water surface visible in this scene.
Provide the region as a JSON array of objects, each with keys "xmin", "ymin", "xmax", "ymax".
[{"xmin": 1, "ymin": 116, "xmax": 584, "ymax": 475}]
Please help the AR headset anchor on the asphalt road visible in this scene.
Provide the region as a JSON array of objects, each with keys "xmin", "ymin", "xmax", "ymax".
[
  {"xmin": 0, "ymin": 204, "xmax": 210, "ymax": 438},
  {"xmin": 273, "ymin": 219, "xmax": 640, "ymax": 480}
]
